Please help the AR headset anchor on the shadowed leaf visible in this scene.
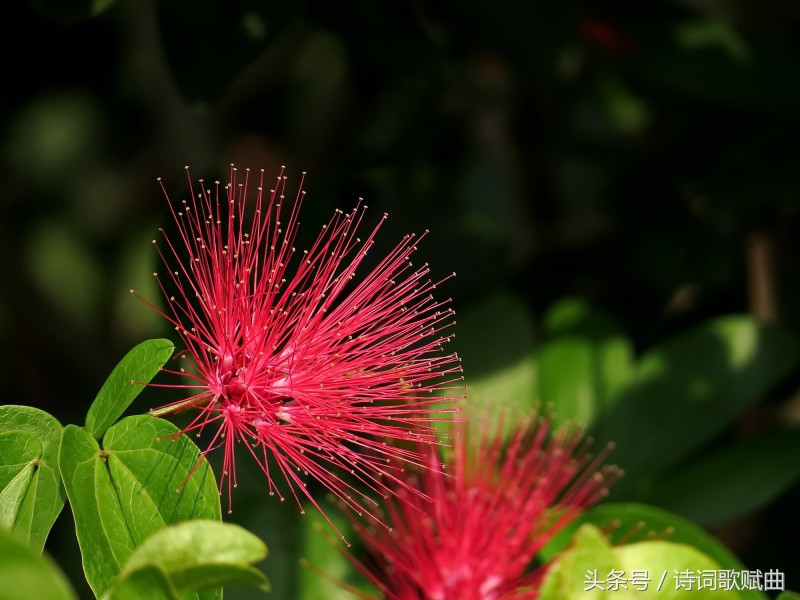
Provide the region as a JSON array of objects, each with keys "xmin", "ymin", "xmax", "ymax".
[
  {"xmin": 592, "ymin": 316, "xmax": 798, "ymax": 493},
  {"xmin": 645, "ymin": 430, "xmax": 800, "ymax": 526},
  {"xmin": 0, "ymin": 527, "xmax": 76, "ymax": 600},
  {"xmin": 0, "ymin": 405, "xmax": 65, "ymax": 553}
]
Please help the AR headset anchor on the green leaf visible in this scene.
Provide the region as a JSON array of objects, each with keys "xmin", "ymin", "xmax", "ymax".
[
  {"xmin": 59, "ymin": 416, "xmax": 221, "ymax": 598},
  {"xmin": 105, "ymin": 566, "xmax": 178, "ymax": 600},
  {"xmin": 537, "ymin": 298, "xmax": 634, "ymax": 426},
  {"xmin": 105, "ymin": 520, "xmax": 269, "ymax": 598},
  {"xmin": 0, "ymin": 463, "xmax": 34, "ymax": 528},
  {"xmin": 0, "ymin": 526, "xmax": 77, "ymax": 600},
  {"xmin": 592, "ymin": 316, "xmax": 798, "ymax": 490},
  {"xmin": 536, "ymin": 339, "xmax": 603, "ymax": 425},
  {"xmin": 0, "ymin": 405, "xmax": 65, "ymax": 553},
  {"xmin": 85, "ymin": 339, "xmax": 174, "ymax": 440},
  {"xmin": 539, "ymin": 503, "xmax": 767, "ymax": 600},
  {"xmin": 540, "ymin": 523, "xmax": 741, "ymax": 599},
  {"xmin": 777, "ymin": 593, "xmax": 800, "ymax": 600},
  {"xmin": 645, "ymin": 429, "xmax": 800, "ymax": 526},
  {"xmin": 58, "ymin": 425, "xmax": 133, "ymax": 596},
  {"xmin": 614, "ymin": 541, "xmax": 737, "ymax": 598},
  {"xmin": 538, "ymin": 524, "xmax": 618, "ymax": 600}
]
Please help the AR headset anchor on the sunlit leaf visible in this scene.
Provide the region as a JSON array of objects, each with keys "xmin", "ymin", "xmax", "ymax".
[
  {"xmin": 540, "ymin": 503, "xmax": 766, "ymax": 600},
  {"xmin": 540, "ymin": 523, "xmax": 740, "ymax": 599},
  {"xmin": 534, "ymin": 298, "xmax": 634, "ymax": 426},
  {"xmin": 85, "ymin": 339, "xmax": 174, "ymax": 439},
  {"xmin": 59, "ymin": 417, "xmax": 221, "ymax": 598},
  {"xmin": 538, "ymin": 524, "xmax": 617, "ymax": 600}
]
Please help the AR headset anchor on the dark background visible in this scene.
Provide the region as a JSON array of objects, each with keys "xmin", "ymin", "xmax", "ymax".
[{"xmin": 3, "ymin": 0, "xmax": 800, "ymax": 597}]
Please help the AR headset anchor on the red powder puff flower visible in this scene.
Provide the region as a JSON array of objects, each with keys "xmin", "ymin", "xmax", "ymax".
[
  {"xmin": 346, "ymin": 413, "xmax": 619, "ymax": 599},
  {"xmin": 132, "ymin": 165, "xmax": 463, "ymax": 532}
]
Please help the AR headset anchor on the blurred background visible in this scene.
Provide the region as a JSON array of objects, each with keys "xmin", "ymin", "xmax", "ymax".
[{"xmin": 4, "ymin": 0, "xmax": 800, "ymax": 597}]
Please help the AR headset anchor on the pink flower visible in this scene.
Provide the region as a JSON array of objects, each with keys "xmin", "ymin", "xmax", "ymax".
[
  {"xmin": 132, "ymin": 165, "xmax": 463, "ymax": 532},
  {"xmin": 347, "ymin": 414, "xmax": 619, "ymax": 599}
]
